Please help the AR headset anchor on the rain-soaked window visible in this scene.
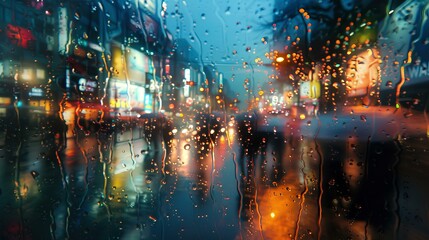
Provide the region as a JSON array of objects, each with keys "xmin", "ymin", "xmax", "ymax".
[{"xmin": 1, "ymin": 0, "xmax": 429, "ymax": 239}]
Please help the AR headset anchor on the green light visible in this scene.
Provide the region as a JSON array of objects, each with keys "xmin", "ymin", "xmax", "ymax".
[{"xmin": 396, "ymin": 103, "xmax": 400, "ymax": 109}]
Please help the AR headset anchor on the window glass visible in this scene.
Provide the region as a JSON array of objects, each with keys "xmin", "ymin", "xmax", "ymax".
[{"xmin": 0, "ymin": 1, "xmax": 427, "ymax": 239}]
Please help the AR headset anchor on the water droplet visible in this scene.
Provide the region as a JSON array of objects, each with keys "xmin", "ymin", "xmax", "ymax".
[
  {"xmin": 225, "ymin": 6, "xmax": 231, "ymax": 15},
  {"xmin": 149, "ymin": 216, "xmax": 157, "ymax": 222},
  {"xmin": 184, "ymin": 144, "xmax": 191, "ymax": 150},
  {"xmin": 141, "ymin": 149, "xmax": 149, "ymax": 154},
  {"xmin": 201, "ymin": 13, "xmax": 206, "ymax": 20},
  {"xmin": 375, "ymin": 146, "xmax": 383, "ymax": 154},
  {"xmin": 386, "ymin": 81, "xmax": 393, "ymax": 88},
  {"xmin": 360, "ymin": 115, "xmax": 367, "ymax": 122},
  {"xmin": 30, "ymin": 170, "xmax": 39, "ymax": 179},
  {"xmin": 404, "ymin": 112, "xmax": 413, "ymax": 118}
]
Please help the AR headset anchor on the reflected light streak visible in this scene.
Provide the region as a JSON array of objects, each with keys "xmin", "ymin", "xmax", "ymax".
[
  {"xmin": 396, "ymin": 51, "xmax": 412, "ymax": 107},
  {"xmin": 227, "ymin": 128, "xmax": 235, "ymax": 143}
]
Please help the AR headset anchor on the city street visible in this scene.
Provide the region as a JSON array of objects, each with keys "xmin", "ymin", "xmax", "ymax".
[
  {"xmin": 2, "ymin": 0, "xmax": 429, "ymax": 239},
  {"xmin": 1, "ymin": 106, "xmax": 428, "ymax": 239}
]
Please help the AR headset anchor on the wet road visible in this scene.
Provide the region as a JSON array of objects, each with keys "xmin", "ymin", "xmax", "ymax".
[{"xmin": 0, "ymin": 107, "xmax": 428, "ymax": 240}]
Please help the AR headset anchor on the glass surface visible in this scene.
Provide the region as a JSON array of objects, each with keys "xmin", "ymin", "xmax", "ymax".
[{"xmin": 0, "ymin": 0, "xmax": 428, "ymax": 239}]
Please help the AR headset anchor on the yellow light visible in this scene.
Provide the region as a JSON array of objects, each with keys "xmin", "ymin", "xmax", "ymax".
[
  {"xmin": 270, "ymin": 212, "xmax": 276, "ymax": 218},
  {"xmin": 299, "ymin": 114, "xmax": 306, "ymax": 120},
  {"xmin": 276, "ymin": 56, "xmax": 285, "ymax": 63}
]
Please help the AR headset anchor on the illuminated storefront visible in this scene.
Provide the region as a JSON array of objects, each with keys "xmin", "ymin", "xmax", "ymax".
[
  {"xmin": 109, "ymin": 80, "xmax": 145, "ymax": 112},
  {"xmin": 345, "ymin": 48, "xmax": 381, "ymax": 106},
  {"xmin": 110, "ymin": 45, "xmax": 151, "ymax": 115}
]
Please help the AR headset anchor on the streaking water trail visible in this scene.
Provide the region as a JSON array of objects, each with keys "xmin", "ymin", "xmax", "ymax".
[
  {"xmin": 55, "ymin": 150, "xmax": 71, "ymax": 239},
  {"xmin": 128, "ymin": 140, "xmax": 139, "ymax": 194},
  {"xmin": 15, "ymin": 142, "xmax": 24, "ymax": 239},
  {"xmin": 49, "ymin": 209, "xmax": 56, "ymax": 240},
  {"xmin": 231, "ymin": 152, "xmax": 244, "ymax": 240},
  {"xmin": 98, "ymin": 137, "xmax": 111, "ymax": 221},
  {"xmin": 212, "ymin": 0, "xmax": 229, "ymax": 58},
  {"xmin": 97, "ymin": 1, "xmax": 110, "ymax": 109},
  {"xmin": 76, "ymin": 137, "xmax": 89, "ymax": 210},
  {"xmin": 295, "ymin": 149, "xmax": 308, "ymax": 240},
  {"xmin": 380, "ymin": 0, "xmax": 394, "ymax": 33},
  {"xmin": 157, "ymin": 131, "xmax": 169, "ymax": 240},
  {"xmin": 99, "ymin": 52, "xmax": 112, "ymax": 108},
  {"xmin": 254, "ymin": 186, "xmax": 265, "ymax": 240},
  {"xmin": 364, "ymin": 136, "xmax": 372, "ymax": 240},
  {"xmin": 209, "ymin": 128, "xmax": 216, "ymax": 203},
  {"xmin": 315, "ymin": 117, "xmax": 324, "ymax": 240},
  {"xmin": 12, "ymin": 99, "xmax": 24, "ymax": 239},
  {"xmin": 102, "ymin": 161, "xmax": 112, "ymax": 222},
  {"xmin": 392, "ymin": 139, "xmax": 403, "ymax": 240}
]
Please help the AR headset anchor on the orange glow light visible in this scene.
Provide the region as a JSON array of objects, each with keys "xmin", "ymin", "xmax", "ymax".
[{"xmin": 276, "ymin": 56, "xmax": 285, "ymax": 63}]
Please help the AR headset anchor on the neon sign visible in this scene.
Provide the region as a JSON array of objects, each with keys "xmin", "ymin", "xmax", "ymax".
[{"xmin": 6, "ymin": 24, "xmax": 35, "ymax": 48}]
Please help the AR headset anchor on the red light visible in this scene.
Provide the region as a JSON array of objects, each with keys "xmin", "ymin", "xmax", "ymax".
[
  {"xmin": 6, "ymin": 24, "xmax": 35, "ymax": 48},
  {"xmin": 165, "ymin": 64, "xmax": 170, "ymax": 75}
]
